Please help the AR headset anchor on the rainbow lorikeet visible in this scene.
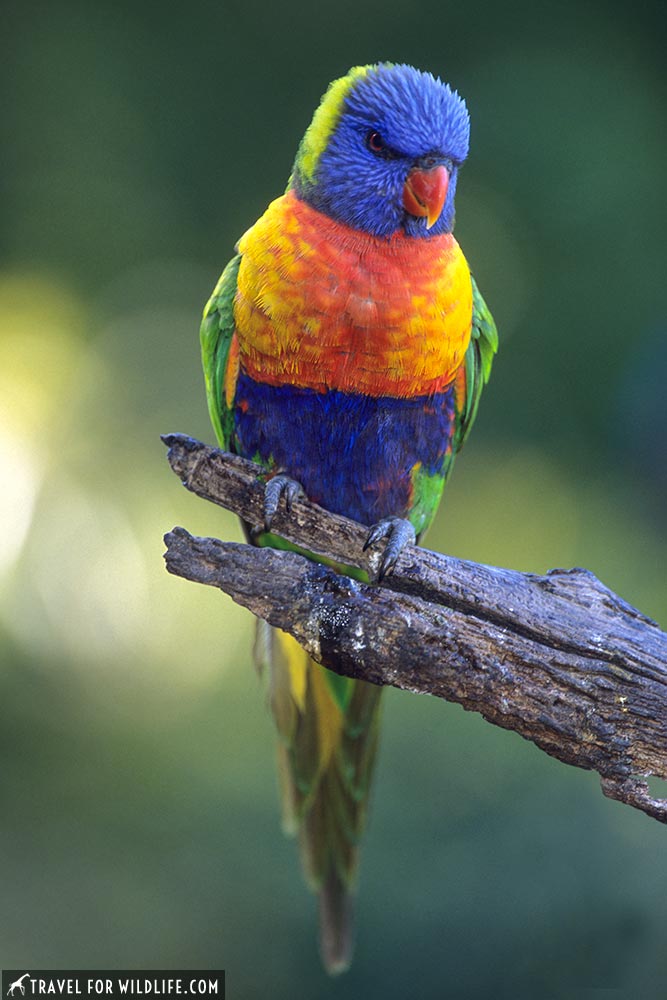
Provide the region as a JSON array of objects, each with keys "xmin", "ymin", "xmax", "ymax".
[{"xmin": 200, "ymin": 62, "xmax": 498, "ymax": 973}]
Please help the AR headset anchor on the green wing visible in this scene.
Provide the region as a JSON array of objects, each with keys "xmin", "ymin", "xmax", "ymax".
[
  {"xmin": 401, "ymin": 275, "xmax": 499, "ymax": 539},
  {"xmin": 200, "ymin": 253, "xmax": 242, "ymax": 450},
  {"xmin": 453, "ymin": 274, "xmax": 499, "ymax": 454}
]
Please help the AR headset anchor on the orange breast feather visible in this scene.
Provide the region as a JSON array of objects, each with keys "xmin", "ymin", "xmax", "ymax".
[{"xmin": 234, "ymin": 190, "xmax": 473, "ymax": 398}]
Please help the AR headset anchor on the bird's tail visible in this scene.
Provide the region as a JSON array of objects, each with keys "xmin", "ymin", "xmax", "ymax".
[{"xmin": 256, "ymin": 622, "xmax": 382, "ymax": 974}]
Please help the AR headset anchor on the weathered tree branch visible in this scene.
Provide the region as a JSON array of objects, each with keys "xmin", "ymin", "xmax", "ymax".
[{"xmin": 162, "ymin": 433, "xmax": 667, "ymax": 825}]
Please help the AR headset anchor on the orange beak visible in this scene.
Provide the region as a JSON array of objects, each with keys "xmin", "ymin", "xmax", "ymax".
[{"xmin": 402, "ymin": 165, "xmax": 449, "ymax": 229}]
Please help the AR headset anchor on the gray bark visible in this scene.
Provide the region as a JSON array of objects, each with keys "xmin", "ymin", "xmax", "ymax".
[{"xmin": 162, "ymin": 433, "xmax": 667, "ymax": 824}]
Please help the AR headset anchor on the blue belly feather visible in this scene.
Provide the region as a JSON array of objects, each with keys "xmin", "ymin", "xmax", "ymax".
[{"xmin": 234, "ymin": 373, "xmax": 455, "ymax": 526}]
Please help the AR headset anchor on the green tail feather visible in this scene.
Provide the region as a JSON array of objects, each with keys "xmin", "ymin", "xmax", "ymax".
[
  {"xmin": 318, "ymin": 867, "xmax": 354, "ymax": 976},
  {"xmin": 261, "ymin": 623, "xmax": 382, "ymax": 973}
]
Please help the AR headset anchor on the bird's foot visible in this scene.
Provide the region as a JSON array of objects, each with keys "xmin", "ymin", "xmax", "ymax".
[
  {"xmin": 263, "ymin": 474, "xmax": 305, "ymax": 532},
  {"xmin": 363, "ymin": 517, "xmax": 416, "ymax": 581}
]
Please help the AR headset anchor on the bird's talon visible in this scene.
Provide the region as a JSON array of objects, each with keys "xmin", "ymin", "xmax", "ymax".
[
  {"xmin": 263, "ymin": 474, "xmax": 305, "ymax": 531},
  {"xmin": 362, "ymin": 521, "xmax": 390, "ymax": 551},
  {"xmin": 283, "ymin": 479, "xmax": 302, "ymax": 513},
  {"xmin": 363, "ymin": 517, "xmax": 416, "ymax": 580}
]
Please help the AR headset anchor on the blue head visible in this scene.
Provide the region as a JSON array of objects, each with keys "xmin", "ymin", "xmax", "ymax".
[{"xmin": 291, "ymin": 63, "xmax": 470, "ymax": 238}]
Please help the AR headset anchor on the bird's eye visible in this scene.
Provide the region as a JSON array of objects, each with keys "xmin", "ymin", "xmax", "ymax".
[{"xmin": 367, "ymin": 131, "xmax": 385, "ymax": 154}]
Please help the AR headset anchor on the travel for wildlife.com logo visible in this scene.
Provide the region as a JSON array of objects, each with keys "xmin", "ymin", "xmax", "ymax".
[{"xmin": 1, "ymin": 975, "xmax": 224, "ymax": 1000}]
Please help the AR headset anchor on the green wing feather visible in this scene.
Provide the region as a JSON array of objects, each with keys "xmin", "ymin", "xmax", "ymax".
[
  {"xmin": 200, "ymin": 253, "xmax": 242, "ymax": 450},
  {"xmin": 411, "ymin": 274, "xmax": 498, "ymax": 538},
  {"xmin": 454, "ymin": 275, "xmax": 499, "ymax": 453}
]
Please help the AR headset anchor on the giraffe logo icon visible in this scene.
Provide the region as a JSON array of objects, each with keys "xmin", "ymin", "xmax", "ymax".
[{"xmin": 7, "ymin": 976, "xmax": 30, "ymax": 998}]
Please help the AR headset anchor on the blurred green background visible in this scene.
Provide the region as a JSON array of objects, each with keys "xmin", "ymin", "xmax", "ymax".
[{"xmin": 1, "ymin": 0, "xmax": 666, "ymax": 995}]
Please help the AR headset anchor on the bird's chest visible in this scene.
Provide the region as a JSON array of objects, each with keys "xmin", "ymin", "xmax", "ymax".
[{"xmin": 234, "ymin": 193, "xmax": 473, "ymax": 399}]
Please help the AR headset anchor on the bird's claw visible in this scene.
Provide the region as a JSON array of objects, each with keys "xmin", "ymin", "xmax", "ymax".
[
  {"xmin": 363, "ymin": 517, "xmax": 416, "ymax": 580},
  {"xmin": 263, "ymin": 474, "xmax": 305, "ymax": 531}
]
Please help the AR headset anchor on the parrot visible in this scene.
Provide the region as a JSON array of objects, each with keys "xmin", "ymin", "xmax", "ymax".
[{"xmin": 200, "ymin": 62, "xmax": 498, "ymax": 974}]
